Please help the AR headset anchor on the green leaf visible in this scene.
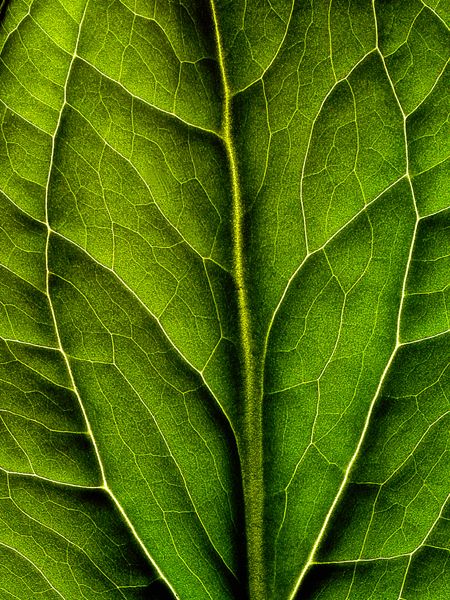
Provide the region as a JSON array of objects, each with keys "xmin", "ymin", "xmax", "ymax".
[{"xmin": 0, "ymin": 1, "xmax": 448, "ymax": 599}]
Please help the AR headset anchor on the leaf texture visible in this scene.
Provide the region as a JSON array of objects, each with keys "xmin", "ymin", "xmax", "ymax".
[{"xmin": 0, "ymin": 1, "xmax": 448, "ymax": 599}]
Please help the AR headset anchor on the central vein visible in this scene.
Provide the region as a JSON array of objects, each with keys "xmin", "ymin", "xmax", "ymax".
[{"xmin": 209, "ymin": 3, "xmax": 266, "ymax": 599}]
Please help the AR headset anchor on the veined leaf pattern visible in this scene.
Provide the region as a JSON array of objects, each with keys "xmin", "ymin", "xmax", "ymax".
[{"xmin": 0, "ymin": 1, "xmax": 448, "ymax": 599}]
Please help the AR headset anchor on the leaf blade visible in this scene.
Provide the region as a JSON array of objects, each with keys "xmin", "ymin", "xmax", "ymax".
[{"xmin": 0, "ymin": 0, "xmax": 448, "ymax": 599}]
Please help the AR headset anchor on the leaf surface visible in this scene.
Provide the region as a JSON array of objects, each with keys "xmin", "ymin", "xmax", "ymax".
[{"xmin": 0, "ymin": 1, "xmax": 448, "ymax": 599}]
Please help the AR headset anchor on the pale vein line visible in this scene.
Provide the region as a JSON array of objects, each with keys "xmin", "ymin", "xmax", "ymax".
[
  {"xmin": 28, "ymin": 13, "xmax": 73, "ymax": 56},
  {"xmin": 0, "ymin": 262, "xmax": 46, "ymax": 295},
  {"xmin": 0, "ymin": 414, "xmax": 34, "ymax": 473},
  {"xmin": 0, "ymin": 58, "xmax": 57, "ymax": 116},
  {"xmin": 420, "ymin": 204, "xmax": 450, "ymax": 219},
  {"xmin": 0, "ymin": 4, "xmax": 34, "ymax": 55},
  {"xmin": 400, "ymin": 329, "xmax": 449, "ymax": 346},
  {"xmin": 0, "ymin": 407, "xmax": 88, "ymax": 435},
  {"xmin": 0, "ymin": 541, "xmax": 65, "ymax": 599},
  {"xmin": 328, "ymin": 0, "xmax": 337, "ymax": 82},
  {"xmin": 357, "ymin": 411, "xmax": 449, "ymax": 560},
  {"xmin": 314, "ymin": 494, "xmax": 449, "ymax": 595},
  {"xmin": 0, "ymin": 189, "xmax": 46, "ymax": 226},
  {"xmin": 4, "ymin": 207, "xmax": 229, "ymax": 424},
  {"xmin": 41, "ymin": 3, "xmax": 179, "ymax": 598},
  {"xmin": 407, "ymin": 59, "xmax": 449, "ymax": 116},
  {"xmin": 113, "ymin": 362, "xmax": 235, "ymax": 580},
  {"xmin": 89, "ymin": 370, "xmax": 215, "ymax": 600},
  {"xmin": 235, "ymin": 0, "xmax": 296, "ymax": 95},
  {"xmin": 2, "ymin": 183, "xmax": 233, "ymax": 431},
  {"xmin": 75, "ymin": 56, "xmax": 222, "ymax": 140},
  {"xmin": 1, "ymin": 98, "xmax": 50, "ymax": 136},
  {"xmin": 6, "ymin": 475, "xmax": 130, "ymax": 599},
  {"xmin": 382, "ymin": 6, "xmax": 424, "ymax": 59},
  {"xmin": 413, "ymin": 154, "xmax": 450, "ymax": 179},
  {"xmin": 2, "ymin": 22, "xmax": 221, "ymax": 139},
  {"xmin": 298, "ymin": 49, "xmax": 375, "ymax": 257},
  {"xmin": 1, "ymin": 0, "xmax": 220, "ymax": 139},
  {"xmin": 1, "ymin": 337, "xmax": 56, "ymax": 351},
  {"xmin": 51, "ymin": 229, "xmax": 235, "ymax": 434},
  {"xmin": 263, "ymin": 173, "xmax": 405, "ymax": 364},
  {"xmin": 397, "ymin": 555, "xmax": 412, "ymax": 600},
  {"xmin": 316, "ymin": 555, "xmax": 412, "ymax": 566},
  {"xmin": 287, "ymin": 2, "xmax": 422, "ymax": 595},
  {"xmin": 209, "ymin": 1, "xmax": 266, "ymax": 598},
  {"xmin": 66, "ymin": 102, "xmax": 229, "ymax": 274},
  {"xmin": 3, "ymin": 47, "xmax": 234, "ymax": 433},
  {"xmin": 1, "ymin": 468, "xmax": 100, "ymax": 489},
  {"xmin": 287, "ymin": 292, "xmax": 408, "ymax": 598},
  {"xmin": 382, "ymin": 410, "xmax": 449, "ymax": 494},
  {"xmin": 254, "ymin": 79, "xmax": 272, "ymax": 200},
  {"xmin": 421, "ymin": 1, "xmax": 450, "ymax": 31}
]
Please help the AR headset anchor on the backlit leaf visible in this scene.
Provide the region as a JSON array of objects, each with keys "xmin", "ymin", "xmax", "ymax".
[{"xmin": 0, "ymin": 1, "xmax": 448, "ymax": 598}]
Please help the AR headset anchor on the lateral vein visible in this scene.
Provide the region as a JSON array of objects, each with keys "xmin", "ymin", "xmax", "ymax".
[
  {"xmin": 41, "ymin": 2, "xmax": 179, "ymax": 598},
  {"xmin": 287, "ymin": 3, "xmax": 421, "ymax": 596}
]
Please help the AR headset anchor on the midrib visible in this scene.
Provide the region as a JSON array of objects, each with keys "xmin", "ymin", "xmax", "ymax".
[{"xmin": 209, "ymin": 3, "xmax": 266, "ymax": 599}]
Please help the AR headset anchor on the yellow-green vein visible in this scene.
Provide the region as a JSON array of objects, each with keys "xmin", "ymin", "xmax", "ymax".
[{"xmin": 209, "ymin": 3, "xmax": 266, "ymax": 599}]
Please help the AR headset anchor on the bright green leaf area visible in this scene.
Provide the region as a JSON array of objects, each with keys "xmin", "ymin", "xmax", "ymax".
[{"xmin": 0, "ymin": 0, "xmax": 449, "ymax": 599}]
